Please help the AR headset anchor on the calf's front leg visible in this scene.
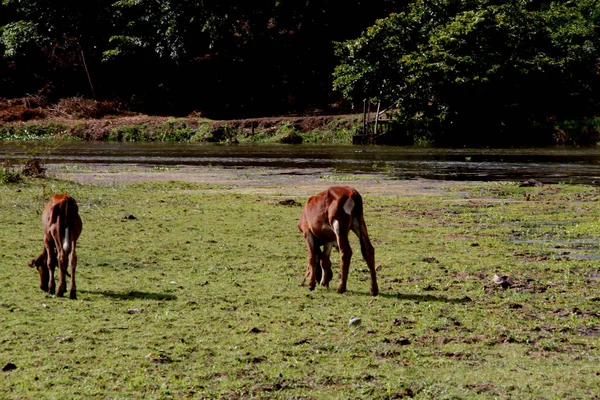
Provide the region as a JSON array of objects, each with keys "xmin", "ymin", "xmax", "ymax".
[
  {"xmin": 304, "ymin": 232, "xmax": 319, "ymax": 291},
  {"xmin": 320, "ymin": 242, "xmax": 334, "ymax": 287}
]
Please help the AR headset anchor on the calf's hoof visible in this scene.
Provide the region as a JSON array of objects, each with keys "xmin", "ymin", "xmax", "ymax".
[
  {"xmin": 69, "ymin": 292, "xmax": 77, "ymax": 300},
  {"xmin": 337, "ymin": 287, "xmax": 346, "ymax": 294},
  {"xmin": 370, "ymin": 288, "xmax": 379, "ymax": 296}
]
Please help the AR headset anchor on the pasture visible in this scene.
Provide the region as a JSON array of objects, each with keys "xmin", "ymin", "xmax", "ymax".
[{"xmin": 1, "ymin": 167, "xmax": 599, "ymax": 399}]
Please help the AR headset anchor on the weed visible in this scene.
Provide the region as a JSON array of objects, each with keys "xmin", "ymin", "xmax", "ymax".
[
  {"xmin": 0, "ymin": 123, "xmax": 69, "ymax": 140},
  {"xmin": 151, "ymin": 165, "xmax": 181, "ymax": 172},
  {"xmin": 56, "ymin": 165, "xmax": 93, "ymax": 172},
  {"xmin": 320, "ymin": 168, "xmax": 363, "ymax": 181}
]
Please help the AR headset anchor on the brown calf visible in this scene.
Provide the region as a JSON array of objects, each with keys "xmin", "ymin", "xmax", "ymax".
[
  {"xmin": 298, "ymin": 186, "xmax": 378, "ymax": 296},
  {"xmin": 29, "ymin": 194, "xmax": 82, "ymax": 299}
]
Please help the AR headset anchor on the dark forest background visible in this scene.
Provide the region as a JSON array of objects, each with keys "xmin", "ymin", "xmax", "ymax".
[
  {"xmin": 2, "ymin": 0, "xmax": 600, "ymax": 146},
  {"xmin": 0, "ymin": 0, "xmax": 402, "ymax": 118}
]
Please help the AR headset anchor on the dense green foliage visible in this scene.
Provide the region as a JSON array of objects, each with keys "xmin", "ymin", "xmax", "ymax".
[
  {"xmin": 3, "ymin": 0, "xmax": 600, "ymax": 145},
  {"xmin": 334, "ymin": 0, "xmax": 600, "ymax": 145},
  {"xmin": 0, "ymin": 116, "xmax": 361, "ymax": 144},
  {"xmin": 0, "ymin": 0, "xmax": 397, "ymax": 117},
  {"xmin": 2, "ymin": 172, "xmax": 600, "ymax": 398}
]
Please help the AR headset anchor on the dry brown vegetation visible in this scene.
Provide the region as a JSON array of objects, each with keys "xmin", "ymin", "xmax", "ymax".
[{"xmin": 0, "ymin": 96, "xmax": 360, "ymax": 141}]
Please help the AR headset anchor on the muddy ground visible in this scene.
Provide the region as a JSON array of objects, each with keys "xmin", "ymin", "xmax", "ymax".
[
  {"xmin": 47, "ymin": 162, "xmax": 473, "ymax": 198},
  {"xmin": 2, "ymin": 96, "xmax": 478, "ymax": 195}
]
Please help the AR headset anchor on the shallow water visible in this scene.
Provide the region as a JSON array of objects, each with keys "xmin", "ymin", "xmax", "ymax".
[{"xmin": 2, "ymin": 141, "xmax": 600, "ymax": 184}]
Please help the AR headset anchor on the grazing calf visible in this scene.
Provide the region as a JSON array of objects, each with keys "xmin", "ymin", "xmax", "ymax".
[
  {"xmin": 29, "ymin": 194, "xmax": 82, "ymax": 299},
  {"xmin": 298, "ymin": 186, "xmax": 378, "ymax": 296}
]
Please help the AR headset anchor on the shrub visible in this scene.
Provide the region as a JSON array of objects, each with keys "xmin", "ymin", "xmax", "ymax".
[
  {"xmin": 51, "ymin": 97, "xmax": 133, "ymax": 119},
  {"xmin": 108, "ymin": 125, "xmax": 145, "ymax": 142},
  {"xmin": 155, "ymin": 119, "xmax": 197, "ymax": 141},
  {"xmin": 22, "ymin": 158, "xmax": 46, "ymax": 177},
  {"xmin": 0, "ymin": 123, "xmax": 68, "ymax": 140},
  {"xmin": 205, "ymin": 123, "xmax": 239, "ymax": 143},
  {"xmin": 554, "ymin": 118, "xmax": 600, "ymax": 146},
  {"xmin": 279, "ymin": 131, "xmax": 303, "ymax": 144},
  {"xmin": 0, "ymin": 160, "xmax": 22, "ymax": 184}
]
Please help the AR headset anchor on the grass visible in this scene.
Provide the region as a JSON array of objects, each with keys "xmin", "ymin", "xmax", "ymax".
[
  {"xmin": 0, "ymin": 116, "xmax": 362, "ymax": 144},
  {"xmin": 1, "ymin": 176, "xmax": 600, "ymax": 399}
]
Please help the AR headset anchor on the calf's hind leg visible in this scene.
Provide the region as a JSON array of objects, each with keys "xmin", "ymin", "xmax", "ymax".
[
  {"xmin": 68, "ymin": 245, "xmax": 77, "ymax": 300},
  {"xmin": 44, "ymin": 236, "xmax": 57, "ymax": 295}
]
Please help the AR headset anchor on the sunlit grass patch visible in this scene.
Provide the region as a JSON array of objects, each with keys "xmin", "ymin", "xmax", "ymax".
[
  {"xmin": 1, "ymin": 178, "xmax": 600, "ymax": 399},
  {"xmin": 319, "ymin": 168, "xmax": 371, "ymax": 182},
  {"xmin": 150, "ymin": 165, "xmax": 181, "ymax": 172},
  {"xmin": 55, "ymin": 164, "xmax": 93, "ymax": 172}
]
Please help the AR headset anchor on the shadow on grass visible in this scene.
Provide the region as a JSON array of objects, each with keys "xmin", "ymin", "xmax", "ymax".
[
  {"xmin": 379, "ymin": 292, "xmax": 472, "ymax": 304},
  {"xmin": 312, "ymin": 288, "xmax": 472, "ymax": 303},
  {"xmin": 80, "ymin": 290, "xmax": 177, "ymax": 301}
]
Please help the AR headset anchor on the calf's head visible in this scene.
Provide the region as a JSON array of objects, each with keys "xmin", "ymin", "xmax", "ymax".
[{"xmin": 29, "ymin": 251, "xmax": 52, "ymax": 292}]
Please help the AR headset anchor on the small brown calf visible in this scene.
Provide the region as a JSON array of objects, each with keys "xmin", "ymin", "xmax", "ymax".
[
  {"xmin": 29, "ymin": 194, "xmax": 82, "ymax": 299},
  {"xmin": 298, "ymin": 186, "xmax": 378, "ymax": 296}
]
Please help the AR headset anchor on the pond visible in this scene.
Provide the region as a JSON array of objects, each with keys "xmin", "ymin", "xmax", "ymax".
[{"xmin": 2, "ymin": 141, "xmax": 600, "ymax": 184}]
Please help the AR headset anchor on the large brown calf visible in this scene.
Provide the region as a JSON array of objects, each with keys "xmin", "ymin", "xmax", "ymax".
[
  {"xmin": 29, "ymin": 194, "xmax": 82, "ymax": 299},
  {"xmin": 298, "ymin": 186, "xmax": 378, "ymax": 296}
]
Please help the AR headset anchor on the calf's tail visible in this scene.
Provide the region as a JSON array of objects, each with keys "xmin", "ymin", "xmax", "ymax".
[
  {"xmin": 59, "ymin": 196, "xmax": 77, "ymax": 254},
  {"xmin": 63, "ymin": 226, "xmax": 71, "ymax": 253}
]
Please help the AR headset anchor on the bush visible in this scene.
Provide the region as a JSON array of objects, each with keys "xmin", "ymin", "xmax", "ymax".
[
  {"xmin": 0, "ymin": 123, "xmax": 68, "ymax": 140},
  {"xmin": 51, "ymin": 97, "xmax": 133, "ymax": 119},
  {"xmin": 108, "ymin": 125, "xmax": 145, "ymax": 142},
  {"xmin": 279, "ymin": 131, "xmax": 303, "ymax": 144},
  {"xmin": 205, "ymin": 124, "xmax": 239, "ymax": 143},
  {"xmin": 22, "ymin": 158, "xmax": 46, "ymax": 177},
  {"xmin": 554, "ymin": 118, "xmax": 600, "ymax": 146},
  {"xmin": 0, "ymin": 160, "xmax": 22, "ymax": 184},
  {"xmin": 155, "ymin": 120, "xmax": 197, "ymax": 141}
]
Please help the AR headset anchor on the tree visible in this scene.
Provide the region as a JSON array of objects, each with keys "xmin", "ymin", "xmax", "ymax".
[
  {"xmin": 105, "ymin": 0, "xmax": 398, "ymax": 116},
  {"xmin": 1, "ymin": 0, "xmax": 398, "ymax": 116},
  {"xmin": 0, "ymin": 0, "xmax": 114, "ymax": 98},
  {"xmin": 333, "ymin": 0, "xmax": 600, "ymax": 145}
]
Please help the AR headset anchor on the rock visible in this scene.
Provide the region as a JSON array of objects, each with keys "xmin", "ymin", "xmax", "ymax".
[
  {"xmin": 145, "ymin": 352, "xmax": 172, "ymax": 364},
  {"xmin": 519, "ymin": 179, "xmax": 543, "ymax": 187},
  {"xmin": 493, "ymin": 274, "xmax": 513, "ymax": 289},
  {"xmin": 2, "ymin": 363, "xmax": 17, "ymax": 372},
  {"xmin": 279, "ymin": 199, "xmax": 300, "ymax": 206}
]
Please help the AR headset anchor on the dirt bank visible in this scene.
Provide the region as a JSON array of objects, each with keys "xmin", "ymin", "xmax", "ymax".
[{"xmin": 1, "ymin": 96, "xmax": 362, "ymax": 142}]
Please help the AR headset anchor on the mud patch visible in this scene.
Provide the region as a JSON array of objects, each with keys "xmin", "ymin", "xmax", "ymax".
[{"xmin": 47, "ymin": 163, "xmax": 473, "ymax": 197}]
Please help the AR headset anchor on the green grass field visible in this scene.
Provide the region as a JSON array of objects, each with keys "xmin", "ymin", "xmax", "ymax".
[{"xmin": 1, "ymin": 175, "xmax": 599, "ymax": 399}]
